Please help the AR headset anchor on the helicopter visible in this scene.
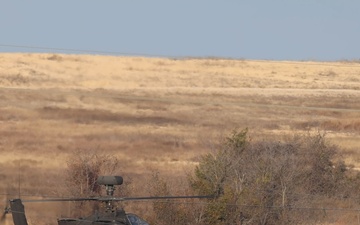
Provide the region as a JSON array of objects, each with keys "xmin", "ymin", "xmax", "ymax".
[{"xmin": 1, "ymin": 176, "xmax": 213, "ymax": 225}]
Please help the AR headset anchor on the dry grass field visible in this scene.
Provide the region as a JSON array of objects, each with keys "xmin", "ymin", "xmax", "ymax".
[{"xmin": 0, "ymin": 53, "xmax": 360, "ymax": 224}]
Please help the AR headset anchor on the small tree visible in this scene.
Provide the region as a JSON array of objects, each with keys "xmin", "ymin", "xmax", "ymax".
[{"xmin": 189, "ymin": 129, "xmax": 249, "ymax": 224}]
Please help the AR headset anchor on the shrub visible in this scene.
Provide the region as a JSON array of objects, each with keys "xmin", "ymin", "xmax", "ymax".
[
  {"xmin": 65, "ymin": 148, "xmax": 120, "ymax": 216},
  {"xmin": 147, "ymin": 173, "xmax": 205, "ymax": 225},
  {"xmin": 189, "ymin": 129, "xmax": 360, "ymax": 225}
]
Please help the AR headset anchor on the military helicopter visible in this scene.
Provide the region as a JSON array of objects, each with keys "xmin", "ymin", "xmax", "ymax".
[{"xmin": 1, "ymin": 176, "xmax": 212, "ymax": 225}]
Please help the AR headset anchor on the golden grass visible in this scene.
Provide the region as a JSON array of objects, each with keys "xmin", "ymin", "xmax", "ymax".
[
  {"xmin": 1, "ymin": 53, "xmax": 359, "ymax": 89},
  {"xmin": 0, "ymin": 53, "xmax": 359, "ymax": 224}
]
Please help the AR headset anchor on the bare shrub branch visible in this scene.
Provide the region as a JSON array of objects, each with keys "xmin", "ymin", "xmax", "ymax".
[
  {"xmin": 189, "ymin": 129, "xmax": 360, "ymax": 225},
  {"xmin": 64, "ymin": 148, "xmax": 121, "ymax": 216}
]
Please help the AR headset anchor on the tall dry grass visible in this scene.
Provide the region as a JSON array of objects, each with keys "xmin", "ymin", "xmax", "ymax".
[{"xmin": 0, "ymin": 53, "xmax": 359, "ymax": 224}]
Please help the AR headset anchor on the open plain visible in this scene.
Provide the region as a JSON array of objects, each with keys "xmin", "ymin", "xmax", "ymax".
[{"xmin": 0, "ymin": 53, "xmax": 360, "ymax": 224}]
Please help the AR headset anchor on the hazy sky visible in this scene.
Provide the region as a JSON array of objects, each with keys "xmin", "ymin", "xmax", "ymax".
[{"xmin": 1, "ymin": 1, "xmax": 359, "ymax": 61}]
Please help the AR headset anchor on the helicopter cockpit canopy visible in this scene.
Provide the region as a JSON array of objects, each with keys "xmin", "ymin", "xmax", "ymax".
[{"xmin": 126, "ymin": 214, "xmax": 149, "ymax": 225}]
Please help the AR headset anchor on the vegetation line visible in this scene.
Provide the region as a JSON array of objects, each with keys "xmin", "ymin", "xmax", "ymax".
[
  {"xmin": 1, "ymin": 87, "xmax": 359, "ymax": 112},
  {"xmin": 2, "ymin": 44, "xmax": 360, "ymax": 66},
  {"xmin": 0, "ymin": 43, "xmax": 161, "ymax": 57}
]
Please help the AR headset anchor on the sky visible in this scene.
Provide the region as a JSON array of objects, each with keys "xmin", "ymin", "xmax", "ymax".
[{"xmin": 0, "ymin": 1, "xmax": 359, "ymax": 61}]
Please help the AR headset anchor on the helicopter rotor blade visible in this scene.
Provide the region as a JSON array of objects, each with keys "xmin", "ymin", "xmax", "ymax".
[
  {"xmin": 19, "ymin": 195, "xmax": 214, "ymax": 203},
  {"xmin": 21, "ymin": 197, "xmax": 99, "ymax": 203},
  {"xmin": 101, "ymin": 195, "xmax": 215, "ymax": 201}
]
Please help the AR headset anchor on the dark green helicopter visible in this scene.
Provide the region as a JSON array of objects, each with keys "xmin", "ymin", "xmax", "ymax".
[{"xmin": 1, "ymin": 176, "xmax": 212, "ymax": 225}]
